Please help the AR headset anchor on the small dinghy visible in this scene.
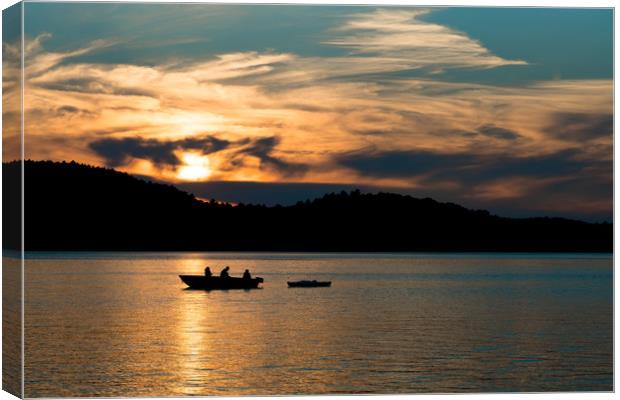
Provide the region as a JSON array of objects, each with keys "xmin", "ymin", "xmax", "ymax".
[
  {"xmin": 287, "ymin": 280, "xmax": 331, "ymax": 288},
  {"xmin": 180, "ymin": 275, "xmax": 263, "ymax": 290}
]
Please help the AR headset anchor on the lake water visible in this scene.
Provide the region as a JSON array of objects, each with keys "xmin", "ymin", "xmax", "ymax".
[{"xmin": 22, "ymin": 252, "xmax": 612, "ymax": 396}]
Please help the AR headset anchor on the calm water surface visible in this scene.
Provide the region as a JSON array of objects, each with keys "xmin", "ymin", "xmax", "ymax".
[{"xmin": 24, "ymin": 252, "xmax": 612, "ymax": 396}]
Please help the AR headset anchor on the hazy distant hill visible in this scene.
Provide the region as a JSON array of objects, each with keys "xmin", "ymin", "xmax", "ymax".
[{"xmin": 3, "ymin": 160, "xmax": 612, "ymax": 252}]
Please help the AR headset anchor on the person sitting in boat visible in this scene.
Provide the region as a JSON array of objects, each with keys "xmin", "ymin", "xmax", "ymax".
[
  {"xmin": 243, "ymin": 269, "xmax": 252, "ymax": 280},
  {"xmin": 220, "ymin": 266, "xmax": 230, "ymax": 278},
  {"xmin": 204, "ymin": 266, "xmax": 212, "ymax": 277}
]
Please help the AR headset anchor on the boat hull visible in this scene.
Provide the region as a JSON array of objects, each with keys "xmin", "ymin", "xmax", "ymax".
[
  {"xmin": 287, "ymin": 280, "xmax": 331, "ymax": 288},
  {"xmin": 180, "ymin": 275, "xmax": 263, "ymax": 290}
]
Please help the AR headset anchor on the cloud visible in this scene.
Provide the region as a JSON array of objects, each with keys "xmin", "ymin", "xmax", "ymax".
[
  {"xmin": 235, "ymin": 136, "xmax": 309, "ymax": 177},
  {"xmin": 39, "ymin": 78, "xmax": 154, "ymax": 97},
  {"xmin": 89, "ymin": 136, "xmax": 230, "ymax": 167},
  {"xmin": 338, "ymin": 147, "xmax": 598, "ymax": 179},
  {"xmin": 545, "ymin": 112, "xmax": 613, "ymax": 142},
  {"xmin": 336, "ymin": 147, "xmax": 609, "ymax": 200},
  {"xmin": 476, "ymin": 125, "xmax": 521, "ymax": 141},
  {"xmin": 324, "ymin": 9, "xmax": 527, "ymax": 70},
  {"xmin": 89, "ymin": 134, "xmax": 307, "ymax": 178},
  {"xmin": 337, "ymin": 149, "xmax": 478, "ymax": 178},
  {"xmin": 55, "ymin": 105, "xmax": 96, "ymax": 118},
  {"xmin": 181, "ymin": 52, "xmax": 296, "ymax": 83},
  {"xmin": 331, "ymin": 145, "xmax": 611, "ymax": 220},
  {"xmin": 56, "ymin": 105, "xmax": 81, "ymax": 114},
  {"xmin": 25, "ymin": 33, "xmax": 115, "ymax": 78}
]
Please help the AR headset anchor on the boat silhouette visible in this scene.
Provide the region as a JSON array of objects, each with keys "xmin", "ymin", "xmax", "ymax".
[
  {"xmin": 287, "ymin": 280, "xmax": 331, "ymax": 288},
  {"xmin": 180, "ymin": 275, "xmax": 264, "ymax": 290}
]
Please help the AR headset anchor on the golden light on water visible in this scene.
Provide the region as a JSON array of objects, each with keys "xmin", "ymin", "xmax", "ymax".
[{"xmin": 177, "ymin": 152, "xmax": 212, "ymax": 181}]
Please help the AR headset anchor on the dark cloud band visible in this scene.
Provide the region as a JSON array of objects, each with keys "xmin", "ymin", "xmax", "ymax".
[
  {"xmin": 89, "ymin": 136, "xmax": 230, "ymax": 167},
  {"xmin": 90, "ymin": 134, "xmax": 308, "ymax": 177}
]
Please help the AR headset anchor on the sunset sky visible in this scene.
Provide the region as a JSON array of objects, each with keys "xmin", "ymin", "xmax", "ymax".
[{"xmin": 4, "ymin": 4, "xmax": 613, "ymax": 220}]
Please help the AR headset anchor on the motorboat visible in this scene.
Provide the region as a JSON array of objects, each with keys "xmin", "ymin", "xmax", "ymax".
[{"xmin": 180, "ymin": 275, "xmax": 263, "ymax": 290}]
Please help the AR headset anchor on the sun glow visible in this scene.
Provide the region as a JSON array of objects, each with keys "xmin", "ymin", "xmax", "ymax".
[{"xmin": 177, "ymin": 152, "xmax": 212, "ymax": 181}]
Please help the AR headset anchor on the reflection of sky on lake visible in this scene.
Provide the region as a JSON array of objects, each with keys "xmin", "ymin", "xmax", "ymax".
[
  {"xmin": 3, "ymin": 255, "xmax": 22, "ymax": 397},
  {"xmin": 24, "ymin": 252, "xmax": 612, "ymax": 396}
]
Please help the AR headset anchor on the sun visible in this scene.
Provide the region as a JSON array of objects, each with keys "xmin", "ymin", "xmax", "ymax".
[{"xmin": 177, "ymin": 152, "xmax": 212, "ymax": 181}]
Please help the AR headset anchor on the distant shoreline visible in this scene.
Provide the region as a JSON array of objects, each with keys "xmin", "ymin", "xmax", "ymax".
[{"xmin": 4, "ymin": 160, "xmax": 613, "ymax": 253}]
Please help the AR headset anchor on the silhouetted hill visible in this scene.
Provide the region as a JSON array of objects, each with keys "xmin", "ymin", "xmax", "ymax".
[{"xmin": 3, "ymin": 160, "xmax": 612, "ymax": 252}]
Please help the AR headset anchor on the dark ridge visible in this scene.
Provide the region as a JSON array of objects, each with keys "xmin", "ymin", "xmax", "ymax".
[{"xmin": 4, "ymin": 160, "xmax": 612, "ymax": 252}]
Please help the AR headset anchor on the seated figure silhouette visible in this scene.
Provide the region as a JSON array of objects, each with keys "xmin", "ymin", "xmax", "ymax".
[
  {"xmin": 204, "ymin": 266, "xmax": 212, "ymax": 277},
  {"xmin": 220, "ymin": 266, "xmax": 230, "ymax": 278},
  {"xmin": 243, "ymin": 269, "xmax": 252, "ymax": 280}
]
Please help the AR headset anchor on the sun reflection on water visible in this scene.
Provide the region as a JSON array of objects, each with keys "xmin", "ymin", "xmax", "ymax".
[{"xmin": 23, "ymin": 253, "xmax": 613, "ymax": 396}]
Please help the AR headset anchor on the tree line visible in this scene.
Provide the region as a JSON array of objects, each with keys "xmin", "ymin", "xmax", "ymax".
[{"xmin": 2, "ymin": 160, "xmax": 612, "ymax": 252}]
